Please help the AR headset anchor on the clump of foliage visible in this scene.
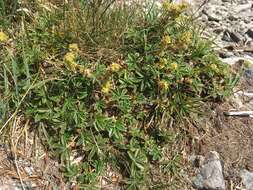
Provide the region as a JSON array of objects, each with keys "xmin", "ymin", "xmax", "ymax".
[{"xmin": 0, "ymin": 0, "xmax": 236, "ymax": 189}]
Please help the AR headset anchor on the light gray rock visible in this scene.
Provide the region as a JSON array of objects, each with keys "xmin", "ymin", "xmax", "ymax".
[
  {"xmin": 233, "ymin": 3, "xmax": 253, "ymax": 13},
  {"xmin": 240, "ymin": 169, "xmax": 253, "ymax": 190},
  {"xmin": 209, "ymin": 21, "xmax": 222, "ymax": 28},
  {"xmin": 200, "ymin": 14, "xmax": 209, "ymax": 22},
  {"xmin": 243, "ymin": 18, "xmax": 251, "ymax": 24},
  {"xmin": 244, "ymin": 66, "xmax": 253, "ymax": 81},
  {"xmin": 192, "ymin": 151, "xmax": 225, "ymax": 190},
  {"xmin": 221, "ymin": 55, "xmax": 253, "ymax": 65},
  {"xmin": 0, "ymin": 177, "xmax": 34, "ymax": 190}
]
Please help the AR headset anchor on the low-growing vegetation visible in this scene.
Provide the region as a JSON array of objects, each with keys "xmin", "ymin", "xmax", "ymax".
[{"xmin": 0, "ymin": 0, "xmax": 237, "ymax": 189}]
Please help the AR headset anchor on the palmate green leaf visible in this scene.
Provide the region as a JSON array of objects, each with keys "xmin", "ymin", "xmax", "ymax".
[
  {"xmin": 108, "ymin": 120, "xmax": 126, "ymax": 140},
  {"xmin": 64, "ymin": 164, "xmax": 80, "ymax": 178},
  {"xmin": 34, "ymin": 109, "xmax": 53, "ymax": 122},
  {"xmin": 112, "ymin": 89, "xmax": 133, "ymax": 114},
  {"xmin": 127, "ymin": 139, "xmax": 148, "ymax": 171},
  {"xmin": 93, "ymin": 159, "xmax": 105, "ymax": 174},
  {"xmin": 128, "ymin": 151, "xmax": 145, "ymax": 171},
  {"xmin": 145, "ymin": 138, "xmax": 162, "ymax": 161},
  {"xmin": 94, "ymin": 114, "xmax": 108, "ymax": 131},
  {"xmin": 162, "ymin": 154, "xmax": 182, "ymax": 175}
]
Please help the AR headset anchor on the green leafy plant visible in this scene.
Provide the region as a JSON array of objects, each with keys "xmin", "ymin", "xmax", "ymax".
[{"xmin": 0, "ymin": 0, "xmax": 237, "ymax": 189}]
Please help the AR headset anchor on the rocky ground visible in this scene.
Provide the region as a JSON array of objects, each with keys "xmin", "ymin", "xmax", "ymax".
[
  {"xmin": 0, "ymin": 0, "xmax": 253, "ymax": 189},
  {"xmin": 188, "ymin": 0, "xmax": 253, "ymax": 190}
]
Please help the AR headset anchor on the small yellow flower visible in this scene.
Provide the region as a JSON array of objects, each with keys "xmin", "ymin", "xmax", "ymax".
[
  {"xmin": 64, "ymin": 52, "xmax": 79, "ymax": 72},
  {"xmin": 69, "ymin": 43, "xmax": 79, "ymax": 52},
  {"xmin": 64, "ymin": 52, "xmax": 76, "ymax": 64},
  {"xmin": 157, "ymin": 58, "xmax": 167, "ymax": 69},
  {"xmin": 80, "ymin": 67, "xmax": 93, "ymax": 78},
  {"xmin": 0, "ymin": 31, "xmax": 9, "ymax": 42},
  {"xmin": 158, "ymin": 80, "xmax": 169, "ymax": 90},
  {"xmin": 162, "ymin": 1, "xmax": 188, "ymax": 15},
  {"xmin": 109, "ymin": 62, "xmax": 121, "ymax": 72},
  {"xmin": 111, "ymin": 116, "xmax": 117, "ymax": 122},
  {"xmin": 162, "ymin": 2, "xmax": 178, "ymax": 12},
  {"xmin": 180, "ymin": 31, "xmax": 192, "ymax": 45},
  {"xmin": 162, "ymin": 1, "xmax": 171, "ymax": 11},
  {"xmin": 170, "ymin": 62, "xmax": 178, "ymax": 70},
  {"xmin": 162, "ymin": 35, "xmax": 171, "ymax": 46},
  {"xmin": 210, "ymin": 64, "xmax": 218, "ymax": 72},
  {"xmin": 175, "ymin": 15, "xmax": 189, "ymax": 25},
  {"xmin": 102, "ymin": 81, "xmax": 111, "ymax": 94},
  {"xmin": 69, "ymin": 63, "xmax": 78, "ymax": 72},
  {"xmin": 185, "ymin": 78, "xmax": 193, "ymax": 84}
]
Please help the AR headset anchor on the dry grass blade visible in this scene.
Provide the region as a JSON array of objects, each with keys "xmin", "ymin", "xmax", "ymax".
[{"xmin": 10, "ymin": 116, "xmax": 26, "ymax": 190}]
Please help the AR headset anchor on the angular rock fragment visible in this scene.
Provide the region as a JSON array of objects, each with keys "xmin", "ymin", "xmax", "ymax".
[
  {"xmin": 192, "ymin": 151, "xmax": 225, "ymax": 190},
  {"xmin": 240, "ymin": 169, "xmax": 253, "ymax": 190},
  {"xmin": 222, "ymin": 30, "xmax": 242, "ymax": 43}
]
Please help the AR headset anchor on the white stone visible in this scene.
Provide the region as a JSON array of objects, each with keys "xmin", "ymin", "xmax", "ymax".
[
  {"xmin": 240, "ymin": 169, "xmax": 253, "ymax": 190},
  {"xmin": 192, "ymin": 151, "xmax": 225, "ymax": 190}
]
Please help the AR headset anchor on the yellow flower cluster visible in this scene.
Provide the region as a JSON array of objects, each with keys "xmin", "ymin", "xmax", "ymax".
[
  {"xmin": 64, "ymin": 43, "xmax": 93, "ymax": 78},
  {"xmin": 158, "ymin": 80, "xmax": 169, "ymax": 90},
  {"xmin": 170, "ymin": 62, "xmax": 178, "ymax": 70},
  {"xmin": 210, "ymin": 64, "xmax": 219, "ymax": 72},
  {"xmin": 157, "ymin": 58, "xmax": 168, "ymax": 69},
  {"xmin": 175, "ymin": 15, "xmax": 189, "ymax": 26},
  {"xmin": 162, "ymin": 1, "xmax": 189, "ymax": 16},
  {"xmin": 162, "ymin": 35, "xmax": 171, "ymax": 47},
  {"xmin": 64, "ymin": 51, "xmax": 78, "ymax": 71},
  {"xmin": 109, "ymin": 62, "xmax": 122, "ymax": 72},
  {"xmin": 0, "ymin": 31, "xmax": 9, "ymax": 42},
  {"xmin": 102, "ymin": 81, "xmax": 112, "ymax": 94},
  {"xmin": 180, "ymin": 31, "xmax": 192, "ymax": 45},
  {"xmin": 184, "ymin": 78, "xmax": 193, "ymax": 84},
  {"xmin": 69, "ymin": 43, "xmax": 79, "ymax": 52},
  {"xmin": 79, "ymin": 67, "xmax": 92, "ymax": 78},
  {"xmin": 157, "ymin": 59, "xmax": 179, "ymax": 72},
  {"xmin": 178, "ymin": 31, "xmax": 192, "ymax": 49}
]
